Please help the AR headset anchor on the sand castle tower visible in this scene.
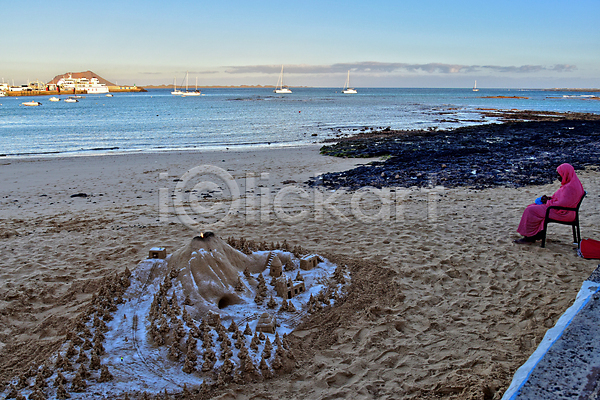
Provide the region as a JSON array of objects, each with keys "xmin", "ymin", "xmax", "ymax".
[{"xmin": 266, "ymin": 253, "xmax": 283, "ymax": 277}]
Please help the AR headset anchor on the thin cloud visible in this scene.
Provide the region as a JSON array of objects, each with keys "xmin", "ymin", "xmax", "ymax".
[
  {"xmin": 225, "ymin": 62, "xmax": 577, "ymax": 75},
  {"xmin": 482, "ymin": 65, "xmax": 544, "ymax": 73},
  {"xmin": 141, "ymin": 70, "xmax": 221, "ymax": 75},
  {"xmin": 179, "ymin": 70, "xmax": 220, "ymax": 75},
  {"xmin": 550, "ymin": 64, "xmax": 577, "ymax": 72},
  {"xmin": 224, "ymin": 65, "xmax": 294, "ymax": 74}
]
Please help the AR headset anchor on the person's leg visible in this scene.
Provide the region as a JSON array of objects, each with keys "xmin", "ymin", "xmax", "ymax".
[
  {"xmin": 517, "ymin": 204, "xmax": 547, "ymax": 237},
  {"xmin": 532, "ymin": 230, "xmax": 545, "ymax": 241}
]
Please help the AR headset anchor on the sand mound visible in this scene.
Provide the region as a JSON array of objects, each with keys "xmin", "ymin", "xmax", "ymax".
[{"xmin": 167, "ymin": 233, "xmax": 266, "ymax": 315}]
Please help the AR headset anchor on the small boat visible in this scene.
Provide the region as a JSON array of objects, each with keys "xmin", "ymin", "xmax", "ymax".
[
  {"xmin": 64, "ymin": 97, "xmax": 79, "ymax": 103},
  {"xmin": 171, "ymin": 77, "xmax": 184, "ymax": 95},
  {"xmin": 105, "ymin": 93, "xmax": 113, "ymax": 97},
  {"xmin": 182, "ymin": 74, "xmax": 201, "ymax": 97},
  {"xmin": 49, "ymin": 97, "xmax": 61, "ymax": 102},
  {"xmin": 22, "ymin": 100, "xmax": 42, "ymax": 106},
  {"xmin": 274, "ymin": 65, "xmax": 292, "ymax": 94},
  {"xmin": 342, "ymin": 70, "xmax": 357, "ymax": 94},
  {"xmin": 473, "ymin": 80, "xmax": 479, "ymax": 92}
]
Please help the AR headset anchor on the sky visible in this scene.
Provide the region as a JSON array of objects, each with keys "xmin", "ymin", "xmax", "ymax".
[{"xmin": 1, "ymin": 0, "xmax": 599, "ymax": 88}]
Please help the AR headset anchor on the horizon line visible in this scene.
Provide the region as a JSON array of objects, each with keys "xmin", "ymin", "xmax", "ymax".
[{"xmin": 142, "ymin": 85, "xmax": 600, "ymax": 91}]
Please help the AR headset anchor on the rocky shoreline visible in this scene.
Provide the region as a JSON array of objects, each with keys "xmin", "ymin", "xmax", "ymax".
[{"xmin": 312, "ymin": 110, "xmax": 600, "ymax": 190}]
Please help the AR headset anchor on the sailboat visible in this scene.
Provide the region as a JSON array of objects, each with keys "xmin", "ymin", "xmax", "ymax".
[
  {"xmin": 171, "ymin": 77, "xmax": 184, "ymax": 95},
  {"xmin": 472, "ymin": 80, "xmax": 479, "ymax": 92},
  {"xmin": 342, "ymin": 70, "xmax": 357, "ymax": 94},
  {"xmin": 183, "ymin": 74, "xmax": 201, "ymax": 97},
  {"xmin": 273, "ymin": 65, "xmax": 292, "ymax": 94}
]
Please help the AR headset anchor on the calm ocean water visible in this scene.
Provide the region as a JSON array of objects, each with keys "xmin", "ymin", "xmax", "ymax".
[{"xmin": 1, "ymin": 88, "xmax": 599, "ymax": 158}]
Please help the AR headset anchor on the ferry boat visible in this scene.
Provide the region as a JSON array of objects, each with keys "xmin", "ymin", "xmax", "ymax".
[
  {"xmin": 56, "ymin": 75, "xmax": 109, "ymax": 94},
  {"xmin": 87, "ymin": 79, "xmax": 110, "ymax": 94}
]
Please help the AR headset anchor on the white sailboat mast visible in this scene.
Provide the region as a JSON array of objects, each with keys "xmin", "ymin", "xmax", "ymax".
[{"xmin": 279, "ymin": 65, "xmax": 284, "ymax": 89}]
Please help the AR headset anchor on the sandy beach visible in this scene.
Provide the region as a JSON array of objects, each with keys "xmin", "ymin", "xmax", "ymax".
[{"xmin": 1, "ymin": 145, "xmax": 599, "ymax": 399}]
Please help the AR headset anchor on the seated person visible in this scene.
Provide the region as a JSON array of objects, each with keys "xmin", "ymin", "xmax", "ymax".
[{"xmin": 515, "ymin": 163, "xmax": 584, "ymax": 244}]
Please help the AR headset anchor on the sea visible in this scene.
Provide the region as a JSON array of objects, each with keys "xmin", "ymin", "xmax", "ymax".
[{"xmin": 1, "ymin": 88, "xmax": 599, "ymax": 158}]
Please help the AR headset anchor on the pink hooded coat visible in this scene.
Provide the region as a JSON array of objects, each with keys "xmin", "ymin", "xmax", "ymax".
[{"xmin": 517, "ymin": 163, "xmax": 585, "ymax": 237}]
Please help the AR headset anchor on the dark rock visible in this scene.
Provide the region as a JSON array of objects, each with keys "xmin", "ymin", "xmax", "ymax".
[{"xmin": 312, "ymin": 119, "xmax": 600, "ymax": 190}]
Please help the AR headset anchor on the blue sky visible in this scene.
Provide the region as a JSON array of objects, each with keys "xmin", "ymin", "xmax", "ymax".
[{"xmin": 1, "ymin": 0, "xmax": 598, "ymax": 88}]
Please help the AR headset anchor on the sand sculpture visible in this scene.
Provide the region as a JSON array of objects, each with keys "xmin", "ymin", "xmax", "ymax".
[
  {"xmin": 255, "ymin": 312, "xmax": 277, "ymax": 334},
  {"xmin": 274, "ymin": 276, "xmax": 306, "ymax": 299},
  {"xmin": 0, "ymin": 233, "xmax": 350, "ymax": 399},
  {"xmin": 300, "ymin": 254, "xmax": 321, "ymax": 270},
  {"xmin": 148, "ymin": 247, "xmax": 167, "ymax": 259},
  {"xmin": 266, "ymin": 252, "xmax": 283, "ymax": 277}
]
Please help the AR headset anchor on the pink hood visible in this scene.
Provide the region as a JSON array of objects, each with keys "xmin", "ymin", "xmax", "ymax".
[{"xmin": 547, "ymin": 163, "xmax": 584, "ymax": 209}]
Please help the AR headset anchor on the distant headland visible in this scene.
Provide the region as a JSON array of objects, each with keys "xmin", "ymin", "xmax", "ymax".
[
  {"xmin": 47, "ymin": 71, "xmax": 117, "ymax": 87},
  {"xmin": 542, "ymin": 88, "xmax": 600, "ymax": 92},
  {"xmin": 0, "ymin": 70, "xmax": 145, "ymax": 97}
]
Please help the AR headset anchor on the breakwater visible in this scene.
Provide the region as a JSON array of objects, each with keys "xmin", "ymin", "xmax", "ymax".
[{"xmin": 2, "ymin": 87, "xmax": 146, "ymax": 96}]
